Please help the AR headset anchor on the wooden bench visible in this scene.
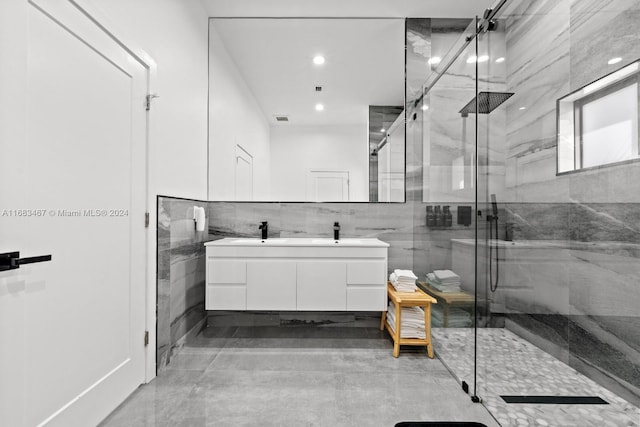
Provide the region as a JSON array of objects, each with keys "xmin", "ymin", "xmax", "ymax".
[
  {"xmin": 417, "ymin": 281, "xmax": 474, "ymax": 327},
  {"xmin": 380, "ymin": 282, "xmax": 437, "ymax": 358}
]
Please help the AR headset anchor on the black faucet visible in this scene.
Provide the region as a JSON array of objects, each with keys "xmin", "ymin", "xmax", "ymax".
[
  {"xmin": 259, "ymin": 221, "xmax": 268, "ymax": 240},
  {"xmin": 333, "ymin": 222, "xmax": 340, "ymax": 241}
]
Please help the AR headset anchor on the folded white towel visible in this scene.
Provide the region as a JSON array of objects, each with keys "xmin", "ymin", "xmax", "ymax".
[
  {"xmin": 390, "ymin": 282, "xmax": 416, "ymax": 292},
  {"xmin": 433, "ymin": 269, "xmax": 460, "ymax": 282},
  {"xmin": 390, "ymin": 269, "xmax": 417, "ymax": 292},
  {"xmin": 387, "ymin": 303, "xmax": 426, "ymax": 338},
  {"xmin": 394, "ymin": 269, "xmax": 417, "ymax": 280}
]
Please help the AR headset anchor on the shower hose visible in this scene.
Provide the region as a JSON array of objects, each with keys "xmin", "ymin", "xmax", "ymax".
[{"xmin": 489, "ymin": 217, "xmax": 499, "ymax": 292}]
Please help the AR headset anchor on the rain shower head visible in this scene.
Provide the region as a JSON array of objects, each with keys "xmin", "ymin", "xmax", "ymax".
[{"xmin": 459, "ymin": 91, "xmax": 514, "ymax": 117}]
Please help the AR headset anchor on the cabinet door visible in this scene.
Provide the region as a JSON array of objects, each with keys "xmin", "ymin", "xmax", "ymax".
[
  {"xmin": 347, "ymin": 261, "xmax": 386, "ymax": 285},
  {"xmin": 246, "ymin": 261, "xmax": 297, "ymax": 310},
  {"xmin": 206, "ymin": 285, "xmax": 246, "ymax": 310},
  {"xmin": 346, "ymin": 261, "xmax": 387, "ymax": 310},
  {"xmin": 208, "ymin": 259, "xmax": 246, "ymax": 284},
  {"xmin": 297, "ymin": 261, "xmax": 346, "ymax": 310},
  {"xmin": 206, "ymin": 259, "xmax": 247, "ymax": 310}
]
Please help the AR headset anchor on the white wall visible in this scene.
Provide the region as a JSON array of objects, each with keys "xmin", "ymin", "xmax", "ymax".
[
  {"xmin": 270, "ymin": 124, "xmax": 368, "ymax": 201},
  {"xmin": 208, "ymin": 22, "xmax": 271, "ymax": 201},
  {"xmin": 95, "ymin": 0, "xmax": 209, "ymax": 201},
  {"xmin": 86, "ymin": 0, "xmax": 210, "ymax": 382}
]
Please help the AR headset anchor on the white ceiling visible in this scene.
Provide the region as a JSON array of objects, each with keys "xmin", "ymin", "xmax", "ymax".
[
  {"xmin": 211, "ymin": 18, "xmax": 405, "ymax": 126},
  {"xmin": 202, "ymin": 0, "xmax": 494, "ymax": 19}
]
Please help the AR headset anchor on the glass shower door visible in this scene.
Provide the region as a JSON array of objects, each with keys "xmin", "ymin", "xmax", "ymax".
[
  {"xmin": 474, "ymin": 1, "xmax": 640, "ymax": 425},
  {"xmin": 416, "ymin": 17, "xmax": 481, "ymax": 399}
]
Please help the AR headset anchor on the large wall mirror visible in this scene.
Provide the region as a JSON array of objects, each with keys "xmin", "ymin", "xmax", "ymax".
[{"xmin": 207, "ymin": 18, "xmax": 406, "ymax": 202}]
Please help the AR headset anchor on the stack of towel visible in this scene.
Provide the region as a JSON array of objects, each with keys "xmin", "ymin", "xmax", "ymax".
[
  {"xmin": 389, "ymin": 269, "xmax": 418, "ymax": 292},
  {"xmin": 425, "ymin": 269, "xmax": 462, "ymax": 293},
  {"xmin": 386, "ymin": 302, "xmax": 426, "ymax": 339},
  {"xmin": 431, "ymin": 306, "xmax": 472, "ymax": 327}
]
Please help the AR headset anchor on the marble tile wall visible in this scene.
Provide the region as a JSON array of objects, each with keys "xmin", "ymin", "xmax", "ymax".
[
  {"xmin": 207, "ymin": 202, "xmax": 416, "ymax": 271},
  {"xmin": 463, "ymin": 0, "xmax": 640, "ymax": 407},
  {"xmin": 157, "ymin": 196, "xmax": 210, "ymax": 371},
  {"xmin": 502, "ymin": 0, "xmax": 640, "ymax": 203}
]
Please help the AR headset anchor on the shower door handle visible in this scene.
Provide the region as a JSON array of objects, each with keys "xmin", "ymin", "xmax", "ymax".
[{"xmin": 0, "ymin": 251, "xmax": 52, "ymax": 271}]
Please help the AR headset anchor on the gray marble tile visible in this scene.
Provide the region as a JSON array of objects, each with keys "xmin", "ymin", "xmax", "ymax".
[
  {"xmin": 207, "ymin": 201, "xmax": 417, "ymax": 274},
  {"xmin": 570, "ymin": 0, "xmax": 640, "ymax": 92},
  {"xmin": 501, "ymin": 1, "xmax": 571, "ymax": 200},
  {"xmin": 406, "ymin": 18, "xmax": 431, "ymax": 100},
  {"xmin": 505, "ymin": 203, "xmax": 571, "ymax": 241},
  {"xmin": 569, "ymin": 203, "xmax": 640, "ymax": 244},
  {"xmin": 156, "ymin": 284, "xmax": 171, "ymax": 369},
  {"xmin": 157, "ymin": 196, "xmax": 209, "ymax": 372}
]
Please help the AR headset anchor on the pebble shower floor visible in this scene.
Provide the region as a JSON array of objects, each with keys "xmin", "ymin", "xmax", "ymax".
[{"xmin": 432, "ymin": 328, "xmax": 640, "ymax": 426}]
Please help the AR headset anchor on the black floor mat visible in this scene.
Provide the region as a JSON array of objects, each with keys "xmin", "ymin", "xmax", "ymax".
[
  {"xmin": 500, "ymin": 395, "xmax": 608, "ymax": 404},
  {"xmin": 395, "ymin": 423, "xmax": 488, "ymax": 427}
]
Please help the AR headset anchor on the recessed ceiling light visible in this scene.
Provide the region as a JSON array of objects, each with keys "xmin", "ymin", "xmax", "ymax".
[
  {"xmin": 466, "ymin": 55, "xmax": 477, "ymax": 64},
  {"xmin": 315, "ymin": 103, "xmax": 324, "ymax": 111},
  {"xmin": 496, "ymin": 57, "xmax": 505, "ymax": 63},
  {"xmin": 478, "ymin": 55, "xmax": 489, "ymax": 63},
  {"xmin": 313, "ymin": 55, "xmax": 325, "ymax": 65},
  {"xmin": 608, "ymin": 57, "xmax": 622, "ymax": 65},
  {"xmin": 428, "ymin": 56, "xmax": 441, "ymax": 65},
  {"xmin": 519, "ymin": 106, "xmax": 527, "ymax": 110},
  {"xmin": 380, "ymin": 128, "xmax": 386, "ymax": 133},
  {"xmin": 422, "ymin": 104, "xmax": 429, "ymax": 111}
]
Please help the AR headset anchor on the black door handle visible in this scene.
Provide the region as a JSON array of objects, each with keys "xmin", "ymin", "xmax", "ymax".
[{"xmin": 0, "ymin": 251, "xmax": 52, "ymax": 271}]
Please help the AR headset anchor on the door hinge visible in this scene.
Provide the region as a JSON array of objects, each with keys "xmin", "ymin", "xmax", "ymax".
[
  {"xmin": 144, "ymin": 330, "xmax": 149, "ymax": 346},
  {"xmin": 145, "ymin": 212, "xmax": 150, "ymax": 228},
  {"xmin": 145, "ymin": 93, "xmax": 159, "ymax": 111}
]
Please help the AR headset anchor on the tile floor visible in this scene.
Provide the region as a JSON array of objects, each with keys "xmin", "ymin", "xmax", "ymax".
[
  {"xmin": 100, "ymin": 325, "xmax": 499, "ymax": 427},
  {"xmin": 432, "ymin": 328, "xmax": 640, "ymax": 427}
]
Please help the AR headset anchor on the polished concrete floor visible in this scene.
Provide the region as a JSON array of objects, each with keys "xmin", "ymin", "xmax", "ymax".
[{"xmin": 100, "ymin": 324, "xmax": 499, "ymax": 427}]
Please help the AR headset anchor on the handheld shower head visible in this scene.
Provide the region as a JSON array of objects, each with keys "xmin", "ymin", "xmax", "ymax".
[{"xmin": 491, "ymin": 194, "xmax": 498, "ymax": 217}]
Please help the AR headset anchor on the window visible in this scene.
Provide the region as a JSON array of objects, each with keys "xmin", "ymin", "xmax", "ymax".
[{"xmin": 557, "ymin": 61, "xmax": 640, "ymax": 173}]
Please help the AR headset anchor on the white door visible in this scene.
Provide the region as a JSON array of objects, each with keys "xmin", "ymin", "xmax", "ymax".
[
  {"xmin": 0, "ymin": 1, "xmax": 148, "ymax": 426},
  {"xmin": 306, "ymin": 170, "xmax": 350, "ymax": 201},
  {"xmin": 235, "ymin": 144, "xmax": 253, "ymax": 200}
]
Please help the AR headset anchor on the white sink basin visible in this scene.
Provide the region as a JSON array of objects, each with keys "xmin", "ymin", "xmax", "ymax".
[
  {"xmin": 205, "ymin": 237, "xmax": 387, "ymax": 248},
  {"xmin": 338, "ymin": 238, "xmax": 363, "ymax": 244},
  {"xmin": 311, "ymin": 238, "xmax": 363, "ymax": 245},
  {"xmin": 231, "ymin": 238, "xmax": 289, "ymax": 244},
  {"xmin": 311, "ymin": 238, "xmax": 339, "ymax": 244}
]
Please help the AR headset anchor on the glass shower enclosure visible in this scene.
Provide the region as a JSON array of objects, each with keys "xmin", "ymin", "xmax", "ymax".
[{"xmin": 414, "ymin": 1, "xmax": 640, "ymax": 425}]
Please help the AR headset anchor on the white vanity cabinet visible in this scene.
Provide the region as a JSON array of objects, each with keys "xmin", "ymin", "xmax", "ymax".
[
  {"xmin": 246, "ymin": 260, "xmax": 296, "ymax": 310},
  {"xmin": 297, "ymin": 261, "xmax": 346, "ymax": 310},
  {"xmin": 205, "ymin": 238, "xmax": 389, "ymax": 311},
  {"xmin": 206, "ymin": 259, "xmax": 246, "ymax": 310},
  {"xmin": 346, "ymin": 260, "xmax": 388, "ymax": 310}
]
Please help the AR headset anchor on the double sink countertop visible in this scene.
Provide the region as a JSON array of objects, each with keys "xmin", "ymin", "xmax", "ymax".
[{"xmin": 205, "ymin": 237, "xmax": 389, "ymax": 248}]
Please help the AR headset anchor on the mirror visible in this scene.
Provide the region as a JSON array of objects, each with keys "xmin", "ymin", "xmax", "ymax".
[{"xmin": 207, "ymin": 18, "xmax": 406, "ymax": 202}]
